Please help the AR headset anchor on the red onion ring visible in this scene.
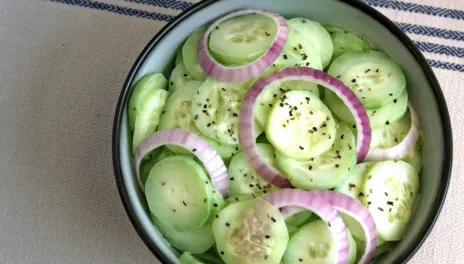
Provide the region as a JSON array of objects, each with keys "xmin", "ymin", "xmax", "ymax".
[
  {"xmin": 134, "ymin": 129, "xmax": 228, "ymax": 196},
  {"xmin": 238, "ymin": 67, "xmax": 371, "ymax": 188},
  {"xmin": 198, "ymin": 9, "xmax": 288, "ymax": 83},
  {"xmin": 281, "ymin": 190, "xmax": 377, "ymax": 264},
  {"xmin": 265, "ymin": 189, "xmax": 350, "ymax": 264},
  {"xmin": 365, "ymin": 102, "xmax": 420, "ymax": 162}
]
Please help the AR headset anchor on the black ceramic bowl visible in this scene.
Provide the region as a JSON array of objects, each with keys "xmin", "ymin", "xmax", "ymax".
[{"xmin": 112, "ymin": 0, "xmax": 452, "ymax": 263}]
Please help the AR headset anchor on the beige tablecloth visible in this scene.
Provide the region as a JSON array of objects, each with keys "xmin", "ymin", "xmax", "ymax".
[{"xmin": 1, "ymin": 0, "xmax": 462, "ymax": 263}]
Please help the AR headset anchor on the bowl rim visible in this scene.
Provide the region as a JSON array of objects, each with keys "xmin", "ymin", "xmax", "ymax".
[{"xmin": 112, "ymin": 0, "xmax": 453, "ymax": 263}]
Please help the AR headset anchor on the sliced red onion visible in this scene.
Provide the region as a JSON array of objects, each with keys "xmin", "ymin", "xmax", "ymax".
[
  {"xmin": 239, "ymin": 67, "xmax": 371, "ymax": 188},
  {"xmin": 198, "ymin": 9, "xmax": 288, "ymax": 83},
  {"xmin": 265, "ymin": 189, "xmax": 350, "ymax": 264},
  {"xmin": 281, "ymin": 190, "xmax": 377, "ymax": 264},
  {"xmin": 365, "ymin": 102, "xmax": 420, "ymax": 162},
  {"xmin": 135, "ymin": 129, "xmax": 228, "ymax": 195}
]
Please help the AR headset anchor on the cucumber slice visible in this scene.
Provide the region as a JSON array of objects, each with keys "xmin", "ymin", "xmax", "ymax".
[
  {"xmin": 183, "ymin": 29, "xmax": 208, "ymax": 81},
  {"xmin": 276, "ymin": 123, "xmax": 356, "ymax": 190},
  {"xmin": 225, "ymin": 194, "xmax": 256, "ymax": 206},
  {"xmin": 213, "ymin": 198, "xmax": 289, "ymax": 264},
  {"xmin": 192, "ymin": 78, "xmax": 250, "ymax": 144},
  {"xmin": 373, "ymin": 241, "xmax": 395, "ymax": 257},
  {"xmin": 139, "ymin": 147, "xmax": 175, "ymax": 185},
  {"xmin": 324, "ymin": 24, "xmax": 373, "ymax": 61},
  {"xmin": 335, "ymin": 162, "xmax": 373, "ymax": 199},
  {"xmin": 194, "ymin": 249, "xmax": 226, "ymax": 264},
  {"xmin": 180, "ymin": 252, "xmax": 205, "ymax": 264},
  {"xmin": 288, "ymin": 18, "xmax": 333, "ymax": 68},
  {"xmin": 132, "ymin": 89, "xmax": 169, "ymax": 152},
  {"xmin": 362, "ymin": 161, "xmax": 419, "ymax": 241},
  {"xmin": 285, "ymin": 211, "xmax": 312, "ymax": 227},
  {"xmin": 328, "ymin": 50, "xmax": 406, "ymax": 109},
  {"xmin": 175, "ymin": 48, "xmax": 184, "ymax": 66},
  {"xmin": 284, "ymin": 220, "xmax": 356, "ymax": 264},
  {"xmin": 273, "ymin": 29, "xmax": 323, "ymax": 70},
  {"xmin": 146, "ymin": 156, "xmax": 214, "ymax": 232},
  {"xmin": 228, "ymin": 144, "xmax": 279, "ymax": 197},
  {"xmin": 325, "ymin": 88, "xmax": 409, "ymax": 129},
  {"xmin": 159, "ymin": 80, "xmax": 241, "ymax": 161},
  {"xmin": 266, "ymin": 90, "xmax": 336, "ymax": 159},
  {"xmin": 370, "ymin": 111, "xmax": 423, "ymax": 172},
  {"xmin": 169, "ymin": 60, "xmax": 195, "ymax": 93},
  {"xmin": 255, "ymin": 79, "xmax": 320, "ymax": 128},
  {"xmin": 151, "ymin": 190, "xmax": 224, "ymax": 254},
  {"xmin": 128, "ymin": 73, "xmax": 168, "ymax": 131},
  {"xmin": 209, "ymin": 13, "xmax": 278, "ymax": 66}
]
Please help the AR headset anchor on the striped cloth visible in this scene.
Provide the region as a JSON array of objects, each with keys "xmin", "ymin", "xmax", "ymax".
[{"xmin": 0, "ymin": 0, "xmax": 462, "ymax": 263}]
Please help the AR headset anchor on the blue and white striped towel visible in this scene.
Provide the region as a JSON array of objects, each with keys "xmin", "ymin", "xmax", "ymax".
[{"xmin": 0, "ymin": 0, "xmax": 462, "ymax": 263}]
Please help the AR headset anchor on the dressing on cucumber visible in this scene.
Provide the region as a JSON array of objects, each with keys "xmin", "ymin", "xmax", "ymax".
[
  {"xmin": 128, "ymin": 73, "xmax": 168, "ymax": 131},
  {"xmin": 276, "ymin": 123, "xmax": 356, "ymax": 190},
  {"xmin": 209, "ymin": 13, "xmax": 279, "ymax": 66},
  {"xmin": 362, "ymin": 161, "xmax": 419, "ymax": 241},
  {"xmin": 159, "ymin": 80, "xmax": 241, "ymax": 161},
  {"xmin": 255, "ymin": 79, "xmax": 319, "ymax": 128},
  {"xmin": 151, "ymin": 189, "xmax": 224, "ymax": 254},
  {"xmin": 183, "ymin": 29, "xmax": 208, "ymax": 80},
  {"xmin": 370, "ymin": 111, "xmax": 423, "ymax": 172},
  {"xmin": 328, "ymin": 50, "xmax": 406, "ymax": 109},
  {"xmin": 169, "ymin": 60, "xmax": 194, "ymax": 93},
  {"xmin": 146, "ymin": 156, "xmax": 214, "ymax": 232},
  {"xmin": 132, "ymin": 88, "xmax": 169, "ymax": 152},
  {"xmin": 213, "ymin": 199, "xmax": 289, "ymax": 264},
  {"xmin": 273, "ymin": 29, "xmax": 323, "ymax": 70},
  {"xmin": 228, "ymin": 144, "xmax": 279, "ymax": 197},
  {"xmin": 284, "ymin": 220, "xmax": 356, "ymax": 264},
  {"xmin": 266, "ymin": 90, "xmax": 336, "ymax": 160},
  {"xmin": 192, "ymin": 78, "xmax": 250, "ymax": 145},
  {"xmin": 325, "ymin": 88, "xmax": 409, "ymax": 129},
  {"xmin": 324, "ymin": 24, "xmax": 373, "ymax": 61},
  {"xmin": 288, "ymin": 18, "xmax": 333, "ymax": 68}
]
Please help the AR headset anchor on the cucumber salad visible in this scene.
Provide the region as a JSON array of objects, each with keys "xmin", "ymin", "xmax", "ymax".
[{"xmin": 130, "ymin": 9, "xmax": 422, "ymax": 264}]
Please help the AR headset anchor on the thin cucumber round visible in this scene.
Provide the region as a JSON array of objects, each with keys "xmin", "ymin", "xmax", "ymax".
[
  {"xmin": 362, "ymin": 161, "xmax": 419, "ymax": 241},
  {"xmin": 284, "ymin": 220, "xmax": 356, "ymax": 264},
  {"xmin": 325, "ymin": 88, "xmax": 409, "ymax": 129},
  {"xmin": 132, "ymin": 88, "xmax": 169, "ymax": 153},
  {"xmin": 192, "ymin": 78, "xmax": 251, "ymax": 144},
  {"xmin": 324, "ymin": 24, "xmax": 373, "ymax": 61},
  {"xmin": 328, "ymin": 50, "xmax": 406, "ymax": 109},
  {"xmin": 288, "ymin": 18, "xmax": 333, "ymax": 68},
  {"xmin": 209, "ymin": 13, "xmax": 279, "ymax": 66},
  {"xmin": 273, "ymin": 29, "xmax": 323, "ymax": 70},
  {"xmin": 146, "ymin": 156, "xmax": 214, "ymax": 232},
  {"xmin": 285, "ymin": 211, "xmax": 313, "ymax": 228},
  {"xmin": 150, "ymin": 190, "xmax": 224, "ymax": 254},
  {"xmin": 276, "ymin": 123, "xmax": 356, "ymax": 190},
  {"xmin": 169, "ymin": 60, "xmax": 195, "ymax": 93},
  {"xmin": 266, "ymin": 90, "xmax": 336, "ymax": 160},
  {"xmin": 183, "ymin": 29, "xmax": 208, "ymax": 81},
  {"xmin": 213, "ymin": 198, "xmax": 289, "ymax": 264},
  {"xmin": 228, "ymin": 143, "xmax": 279, "ymax": 197},
  {"xmin": 224, "ymin": 193, "xmax": 256, "ymax": 206},
  {"xmin": 175, "ymin": 48, "xmax": 184, "ymax": 66},
  {"xmin": 139, "ymin": 147, "xmax": 175, "ymax": 185},
  {"xmin": 180, "ymin": 252, "xmax": 205, "ymax": 264},
  {"xmin": 370, "ymin": 111, "xmax": 423, "ymax": 172},
  {"xmin": 255, "ymin": 79, "xmax": 320, "ymax": 128},
  {"xmin": 128, "ymin": 73, "xmax": 168, "ymax": 131},
  {"xmin": 335, "ymin": 162, "xmax": 373, "ymax": 199},
  {"xmin": 159, "ymin": 80, "xmax": 241, "ymax": 161}
]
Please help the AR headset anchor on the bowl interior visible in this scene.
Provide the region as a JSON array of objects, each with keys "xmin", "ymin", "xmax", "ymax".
[{"xmin": 117, "ymin": 0, "xmax": 448, "ymax": 263}]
